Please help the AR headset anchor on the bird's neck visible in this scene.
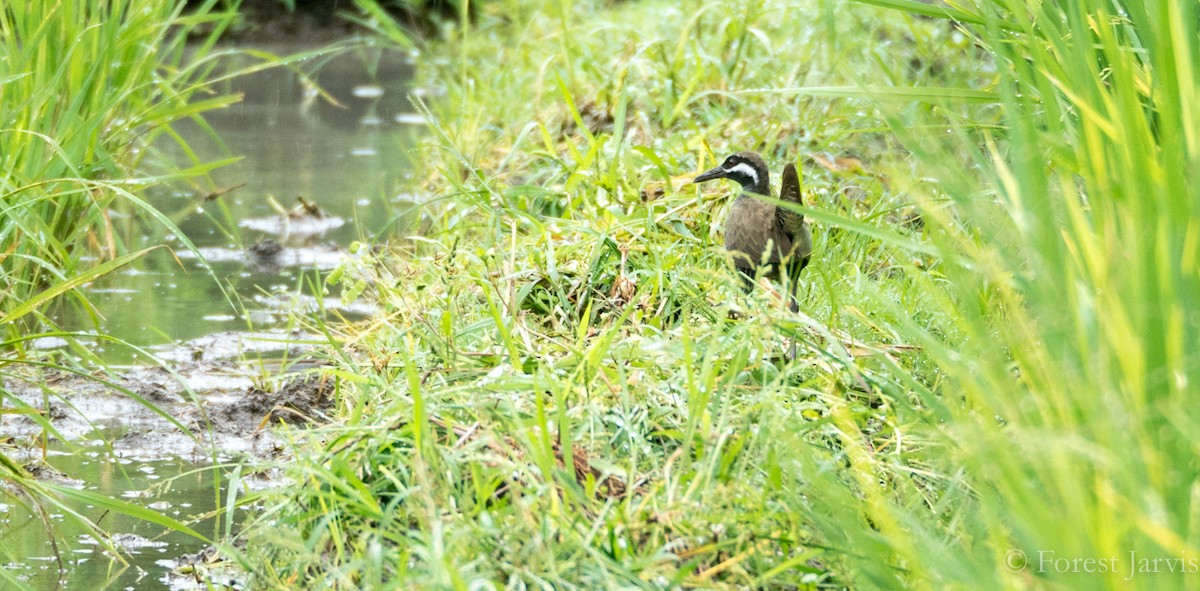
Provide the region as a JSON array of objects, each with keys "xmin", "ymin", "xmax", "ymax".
[{"xmin": 742, "ymin": 178, "xmax": 770, "ymax": 197}]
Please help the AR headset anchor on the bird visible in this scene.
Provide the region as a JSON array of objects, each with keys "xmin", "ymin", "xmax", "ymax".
[{"xmin": 692, "ymin": 151, "xmax": 812, "ymax": 311}]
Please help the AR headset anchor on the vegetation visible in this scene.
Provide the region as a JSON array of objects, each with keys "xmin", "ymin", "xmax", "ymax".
[
  {"xmin": 244, "ymin": 0, "xmax": 1200, "ymax": 588},
  {"xmin": 1, "ymin": 0, "xmax": 241, "ymax": 585},
  {"xmin": 3, "ymin": 0, "xmax": 1195, "ymax": 588},
  {"xmin": 0, "ymin": 0, "xmax": 239, "ymax": 343}
]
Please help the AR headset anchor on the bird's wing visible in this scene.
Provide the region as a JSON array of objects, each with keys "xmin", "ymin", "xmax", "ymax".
[{"xmin": 727, "ymin": 197, "xmax": 792, "ymax": 268}]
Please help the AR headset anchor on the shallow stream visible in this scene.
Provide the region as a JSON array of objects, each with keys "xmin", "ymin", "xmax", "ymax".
[{"xmin": 4, "ymin": 43, "xmax": 423, "ymax": 589}]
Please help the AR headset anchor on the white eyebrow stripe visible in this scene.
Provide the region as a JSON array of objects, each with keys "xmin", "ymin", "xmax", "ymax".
[{"xmin": 727, "ymin": 162, "xmax": 758, "ymax": 185}]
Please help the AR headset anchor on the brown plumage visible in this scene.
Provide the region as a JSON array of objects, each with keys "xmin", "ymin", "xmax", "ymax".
[{"xmin": 693, "ymin": 151, "xmax": 812, "ymax": 310}]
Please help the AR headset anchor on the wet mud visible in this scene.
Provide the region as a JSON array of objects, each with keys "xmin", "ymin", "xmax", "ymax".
[{"xmin": 3, "ymin": 349, "xmax": 333, "ymax": 464}]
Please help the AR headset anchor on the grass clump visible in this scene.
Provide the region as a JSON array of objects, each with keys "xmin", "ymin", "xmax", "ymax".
[
  {"xmin": 815, "ymin": 0, "xmax": 1200, "ymax": 588},
  {"xmin": 247, "ymin": 0, "xmax": 1200, "ymax": 589},
  {"xmin": 0, "ymin": 0, "xmax": 241, "ymax": 341},
  {"xmin": 249, "ymin": 0, "xmax": 963, "ymax": 587}
]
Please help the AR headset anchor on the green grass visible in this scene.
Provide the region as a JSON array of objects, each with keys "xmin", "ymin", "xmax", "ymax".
[
  {"xmin": 0, "ymin": 0, "xmax": 240, "ymax": 339},
  {"xmin": 243, "ymin": 0, "xmax": 1200, "ymax": 589},
  {"xmin": 0, "ymin": 0, "xmax": 246, "ymax": 578}
]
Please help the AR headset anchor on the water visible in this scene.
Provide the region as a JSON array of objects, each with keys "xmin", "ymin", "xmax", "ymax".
[
  {"xmin": 2, "ymin": 447, "xmax": 230, "ymax": 590},
  {"xmin": 7, "ymin": 42, "xmax": 424, "ymax": 589},
  {"xmin": 56, "ymin": 42, "xmax": 424, "ymax": 364}
]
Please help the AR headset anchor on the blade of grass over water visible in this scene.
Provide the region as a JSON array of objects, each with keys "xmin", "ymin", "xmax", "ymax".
[
  {"xmin": 0, "ymin": 0, "xmax": 237, "ymax": 338},
  {"xmin": 0, "ymin": 0, "xmax": 262, "ymax": 575}
]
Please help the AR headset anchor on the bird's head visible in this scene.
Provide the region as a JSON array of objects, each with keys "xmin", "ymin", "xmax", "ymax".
[{"xmin": 691, "ymin": 151, "xmax": 770, "ymax": 195}]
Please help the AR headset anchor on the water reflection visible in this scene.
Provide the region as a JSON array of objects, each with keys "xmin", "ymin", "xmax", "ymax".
[
  {"xmin": 3, "ymin": 446, "xmax": 230, "ymax": 590},
  {"xmin": 55, "ymin": 43, "xmax": 423, "ymax": 363}
]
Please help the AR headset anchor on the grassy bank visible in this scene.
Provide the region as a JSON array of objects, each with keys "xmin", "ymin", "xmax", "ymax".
[{"xmin": 246, "ymin": 0, "xmax": 1199, "ymax": 589}]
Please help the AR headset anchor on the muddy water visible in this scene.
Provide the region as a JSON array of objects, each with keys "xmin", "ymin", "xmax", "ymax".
[{"xmin": 7, "ymin": 43, "xmax": 423, "ymax": 589}]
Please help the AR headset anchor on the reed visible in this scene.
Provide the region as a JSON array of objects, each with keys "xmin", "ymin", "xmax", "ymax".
[
  {"xmin": 0, "ymin": 0, "xmax": 239, "ymax": 337},
  {"xmin": 801, "ymin": 0, "xmax": 1200, "ymax": 588}
]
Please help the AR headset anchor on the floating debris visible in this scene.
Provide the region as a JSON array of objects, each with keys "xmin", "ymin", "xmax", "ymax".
[
  {"xmin": 351, "ymin": 84, "xmax": 384, "ymax": 98},
  {"xmin": 393, "ymin": 112, "xmax": 426, "ymax": 125}
]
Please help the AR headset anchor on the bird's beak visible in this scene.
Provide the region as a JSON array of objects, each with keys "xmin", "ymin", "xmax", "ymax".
[{"xmin": 691, "ymin": 165, "xmax": 727, "ymax": 184}]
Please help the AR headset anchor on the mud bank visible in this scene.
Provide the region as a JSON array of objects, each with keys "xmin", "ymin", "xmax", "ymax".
[{"xmin": 3, "ymin": 334, "xmax": 334, "ymax": 464}]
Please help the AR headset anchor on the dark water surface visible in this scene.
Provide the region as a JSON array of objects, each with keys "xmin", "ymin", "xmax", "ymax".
[{"xmin": 9, "ymin": 43, "xmax": 423, "ymax": 590}]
